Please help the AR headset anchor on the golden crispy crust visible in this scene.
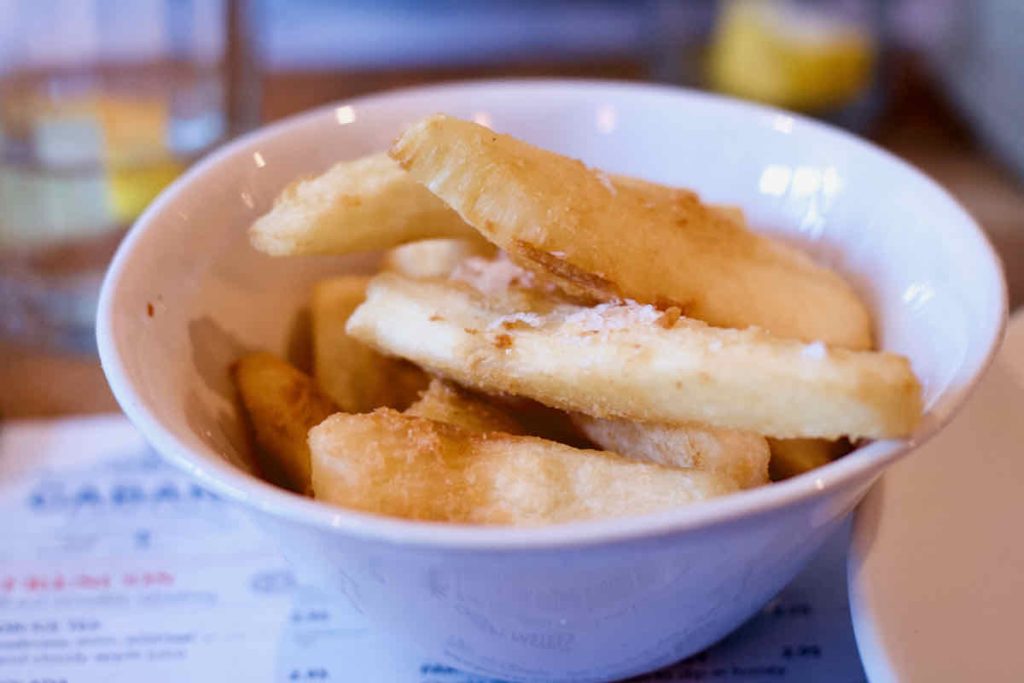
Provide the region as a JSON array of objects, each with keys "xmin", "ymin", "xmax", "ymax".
[
  {"xmin": 309, "ymin": 409, "xmax": 736, "ymax": 525},
  {"xmin": 232, "ymin": 352, "xmax": 337, "ymax": 493},
  {"xmin": 250, "ymin": 152, "xmax": 476, "ymax": 256},
  {"xmin": 572, "ymin": 415, "xmax": 770, "ymax": 489},
  {"xmin": 390, "ymin": 115, "xmax": 873, "ymax": 349},
  {"xmin": 346, "ymin": 273, "xmax": 922, "ymax": 439},
  {"xmin": 311, "ymin": 276, "xmax": 427, "ymax": 412},
  {"xmin": 405, "ymin": 378, "xmax": 525, "ymax": 434}
]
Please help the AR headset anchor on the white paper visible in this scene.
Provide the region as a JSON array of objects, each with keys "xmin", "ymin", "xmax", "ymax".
[{"xmin": 0, "ymin": 415, "xmax": 866, "ymax": 682}]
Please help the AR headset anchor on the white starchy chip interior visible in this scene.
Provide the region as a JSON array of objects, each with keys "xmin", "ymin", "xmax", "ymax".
[
  {"xmin": 801, "ymin": 341, "xmax": 829, "ymax": 360},
  {"xmin": 382, "ymin": 238, "xmax": 495, "ymax": 279},
  {"xmin": 346, "ymin": 273, "xmax": 922, "ymax": 440},
  {"xmin": 450, "ymin": 254, "xmax": 537, "ymax": 297},
  {"xmin": 562, "ymin": 301, "xmax": 662, "ymax": 331},
  {"xmin": 572, "ymin": 415, "xmax": 770, "ymax": 489}
]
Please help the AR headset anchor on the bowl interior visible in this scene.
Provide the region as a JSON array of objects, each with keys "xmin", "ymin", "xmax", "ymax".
[{"xmin": 98, "ymin": 80, "xmax": 1006, "ymax": 544}]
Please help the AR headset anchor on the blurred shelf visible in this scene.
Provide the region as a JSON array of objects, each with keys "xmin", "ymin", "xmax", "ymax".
[
  {"xmin": 261, "ymin": 58, "xmax": 647, "ymax": 123},
  {"xmin": 0, "ymin": 340, "xmax": 118, "ymax": 419}
]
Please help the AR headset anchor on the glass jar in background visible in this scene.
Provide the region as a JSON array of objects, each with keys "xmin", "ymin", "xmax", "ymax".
[
  {"xmin": 0, "ymin": 0, "xmax": 240, "ymax": 351},
  {"xmin": 703, "ymin": 0, "xmax": 887, "ymax": 130}
]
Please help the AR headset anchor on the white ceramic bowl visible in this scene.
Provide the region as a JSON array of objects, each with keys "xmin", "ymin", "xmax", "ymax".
[{"xmin": 97, "ymin": 81, "xmax": 1006, "ymax": 682}]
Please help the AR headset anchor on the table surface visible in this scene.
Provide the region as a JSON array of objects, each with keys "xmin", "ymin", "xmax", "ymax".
[{"xmin": 2, "ymin": 59, "xmax": 1022, "ymax": 419}]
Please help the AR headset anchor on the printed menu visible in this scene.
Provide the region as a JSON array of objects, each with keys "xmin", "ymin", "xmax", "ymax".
[{"xmin": 0, "ymin": 415, "xmax": 866, "ymax": 682}]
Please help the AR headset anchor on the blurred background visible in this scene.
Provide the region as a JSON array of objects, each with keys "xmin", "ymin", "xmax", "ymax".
[{"xmin": 1, "ymin": 0, "xmax": 1022, "ymax": 418}]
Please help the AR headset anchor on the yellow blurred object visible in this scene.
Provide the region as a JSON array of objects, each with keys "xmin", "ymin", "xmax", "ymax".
[
  {"xmin": 107, "ymin": 158, "xmax": 183, "ymax": 222},
  {"xmin": 97, "ymin": 96, "xmax": 182, "ymax": 222},
  {"xmin": 708, "ymin": 0, "xmax": 875, "ymax": 111},
  {"xmin": 96, "ymin": 96, "xmax": 167, "ymax": 162}
]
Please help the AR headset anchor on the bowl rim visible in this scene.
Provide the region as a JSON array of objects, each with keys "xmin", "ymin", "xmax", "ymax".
[{"xmin": 97, "ymin": 78, "xmax": 1008, "ymax": 551}]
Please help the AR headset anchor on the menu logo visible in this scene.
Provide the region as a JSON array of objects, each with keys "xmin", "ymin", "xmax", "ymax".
[{"xmin": 26, "ymin": 480, "xmax": 219, "ymax": 511}]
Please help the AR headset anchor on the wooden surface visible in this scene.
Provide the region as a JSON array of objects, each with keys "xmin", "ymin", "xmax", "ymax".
[{"xmin": 2, "ymin": 60, "xmax": 1021, "ymax": 419}]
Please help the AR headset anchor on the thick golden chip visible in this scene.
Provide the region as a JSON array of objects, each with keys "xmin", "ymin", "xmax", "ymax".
[
  {"xmin": 309, "ymin": 409, "xmax": 737, "ymax": 525},
  {"xmin": 405, "ymin": 378, "xmax": 525, "ymax": 434},
  {"xmin": 346, "ymin": 273, "xmax": 922, "ymax": 439},
  {"xmin": 232, "ymin": 352, "xmax": 337, "ymax": 493},
  {"xmin": 768, "ymin": 438, "xmax": 851, "ymax": 480},
  {"xmin": 708, "ymin": 203, "xmax": 746, "ymax": 225},
  {"xmin": 572, "ymin": 415, "xmax": 770, "ymax": 489},
  {"xmin": 250, "ymin": 152, "xmax": 476, "ymax": 256},
  {"xmin": 390, "ymin": 115, "xmax": 873, "ymax": 349},
  {"xmin": 311, "ymin": 276, "xmax": 427, "ymax": 412}
]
